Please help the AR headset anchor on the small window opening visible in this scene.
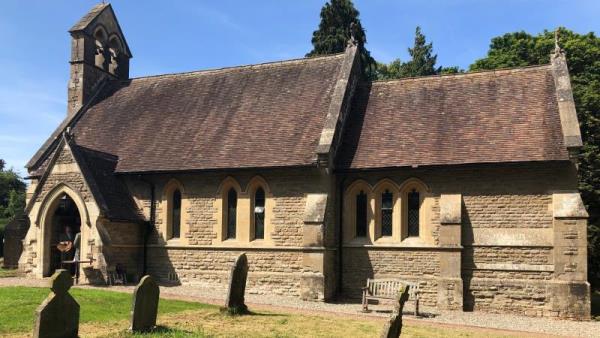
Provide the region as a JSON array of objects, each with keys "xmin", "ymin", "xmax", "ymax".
[
  {"xmin": 254, "ymin": 188, "xmax": 265, "ymax": 239},
  {"xmin": 407, "ymin": 189, "xmax": 420, "ymax": 237},
  {"xmin": 171, "ymin": 189, "xmax": 181, "ymax": 239},
  {"xmin": 381, "ymin": 190, "xmax": 393, "ymax": 237},
  {"xmin": 226, "ymin": 188, "xmax": 237, "ymax": 239},
  {"xmin": 356, "ymin": 191, "xmax": 368, "ymax": 237}
]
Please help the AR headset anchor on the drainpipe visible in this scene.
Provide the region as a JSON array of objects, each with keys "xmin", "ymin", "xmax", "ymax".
[
  {"xmin": 337, "ymin": 175, "xmax": 346, "ymax": 298},
  {"xmin": 138, "ymin": 176, "xmax": 155, "ymax": 276}
]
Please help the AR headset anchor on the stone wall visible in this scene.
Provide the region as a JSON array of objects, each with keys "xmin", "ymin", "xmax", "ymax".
[
  {"xmin": 127, "ymin": 168, "xmax": 332, "ymax": 298},
  {"xmin": 341, "ymin": 247, "xmax": 440, "ymax": 307},
  {"xmin": 339, "ymin": 162, "xmax": 588, "ymax": 318},
  {"xmin": 146, "ymin": 248, "xmax": 304, "ymax": 296}
]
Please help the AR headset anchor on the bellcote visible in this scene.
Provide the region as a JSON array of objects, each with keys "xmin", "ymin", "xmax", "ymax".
[{"xmin": 67, "ymin": 3, "xmax": 132, "ymax": 116}]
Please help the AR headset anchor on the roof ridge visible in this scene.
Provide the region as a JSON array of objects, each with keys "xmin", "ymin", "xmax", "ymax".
[
  {"xmin": 370, "ymin": 63, "xmax": 552, "ymax": 85},
  {"xmin": 128, "ymin": 53, "xmax": 346, "ymax": 81}
]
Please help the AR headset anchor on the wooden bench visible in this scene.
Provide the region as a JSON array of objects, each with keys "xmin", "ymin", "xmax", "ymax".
[{"xmin": 361, "ymin": 278, "xmax": 420, "ymax": 315}]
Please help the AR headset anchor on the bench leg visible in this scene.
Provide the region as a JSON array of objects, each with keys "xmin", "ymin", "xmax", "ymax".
[{"xmin": 362, "ymin": 292, "xmax": 369, "ymax": 312}]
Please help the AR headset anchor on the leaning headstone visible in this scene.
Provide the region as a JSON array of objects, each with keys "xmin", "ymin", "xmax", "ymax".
[
  {"xmin": 223, "ymin": 253, "xmax": 249, "ymax": 314},
  {"xmin": 33, "ymin": 269, "xmax": 79, "ymax": 338},
  {"xmin": 380, "ymin": 284, "xmax": 410, "ymax": 338},
  {"xmin": 130, "ymin": 275, "xmax": 160, "ymax": 332}
]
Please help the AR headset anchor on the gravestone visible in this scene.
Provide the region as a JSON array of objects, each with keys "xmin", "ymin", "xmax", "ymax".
[
  {"xmin": 224, "ymin": 253, "xmax": 249, "ymax": 314},
  {"xmin": 380, "ymin": 284, "xmax": 410, "ymax": 338},
  {"xmin": 130, "ymin": 275, "xmax": 160, "ymax": 332},
  {"xmin": 33, "ymin": 269, "xmax": 80, "ymax": 338}
]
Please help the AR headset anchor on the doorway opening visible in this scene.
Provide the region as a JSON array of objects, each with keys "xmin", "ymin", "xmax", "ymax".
[{"xmin": 46, "ymin": 193, "xmax": 81, "ymax": 277}]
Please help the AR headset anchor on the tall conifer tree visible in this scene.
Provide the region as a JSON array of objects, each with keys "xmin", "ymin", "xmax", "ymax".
[
  {"xmin": 376, "ymin": 26, "xmax": 459, "ymax": 80},
  {"xmin": 399, "ymin": 26, "xmax": 439, "ymax": 77},
  {"xmin": 307, "ymin": 0, "xmax": 375, "ymax": 78}
]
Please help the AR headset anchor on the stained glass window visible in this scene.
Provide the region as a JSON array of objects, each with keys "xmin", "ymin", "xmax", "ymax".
[
  {"xmin": 227, "ymin": 188, "xmax": 237, "ymax": 239},
  {"xmin": 381, "ymin": 190, "xmax": 393, "ymax": 237},
  {"xmin": 356, "ymin": 191, "xmax": 368, "ymax": 237},
  {"xmin": 254, "ymin": 188, "xmax": 265, "ymax": 239},
  {"xmin": 171, "ymin": 189, "xmax": 181, "ymax": 239},
  {"xmin": 407, "ymin": 189, "xmax": 420, "ymax": 237}
]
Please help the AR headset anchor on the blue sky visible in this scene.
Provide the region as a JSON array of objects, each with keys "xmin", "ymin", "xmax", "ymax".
[{"xmin": 1, "ymin": 0, "xmax": 599, "ymax": 176}]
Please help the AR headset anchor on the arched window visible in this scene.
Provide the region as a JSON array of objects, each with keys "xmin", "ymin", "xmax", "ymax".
[
  {"xmin": 356, "ymin": 191, "xmax": 368, "ymax": 237},
  {"xmin": 93, "ymin": 28, "xmax": 108, "ymax": 71},
  {"xmin": 253, "ymin": 188, "xmax": 265, "ymax": 239},
  {"xmin": 171, "ymin": 189, "xmax": 181, "ymax": 239},
  {"xmin": 407, "ymin": 189, "xmax": 420, "ymax": 237},
  {"xmin": 381, "ymin": 190, "xmax": 393, "ymax": 237},
  {"xmin": 226, "ymin": 188, "xmax": 237, "ymax": 239},
  {"xmin": 108, "ymin": 36, "xmax": 122, "ymax": 76}
]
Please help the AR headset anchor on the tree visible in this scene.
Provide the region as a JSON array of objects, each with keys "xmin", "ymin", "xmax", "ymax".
[
  {"xmin": 471, "ymin": 29, "xmax": 600, "ymax": 288},
  {"xmin": 399, "ymin": 26, "xmax": 439, "ymax": 77},
  {"xmin": 376, "ymin": 26, "xmax": 462, "ymax": 80},
  {"xmin": 307, "ymin": 0, "xmax": 376, "ymax": 78},
  {"xmin": 375, "ymin": 59, "xmax": 402, "ymax": 80},
  {"xmin": 0, "ymin": 159, "xmax": 26, "ymax": 219}
]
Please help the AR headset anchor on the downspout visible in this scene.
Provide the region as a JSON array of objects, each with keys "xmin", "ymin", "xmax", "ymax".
[
  {"xmin": 337, "ymin": 175, "xmax": 346, "ymax": 297},
  {"xmin": 138, "ymin": 175, "xmax": 155, "ymax": 276}
]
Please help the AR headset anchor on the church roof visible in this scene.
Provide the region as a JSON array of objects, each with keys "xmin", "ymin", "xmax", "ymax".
[
  {"xmin": 70, "ymin": 54, "xmax": 345, "ymax": 173},
  {"xmin": 69, "ymin": 3, "xmax": 109, "ymax": 32},
  {"xmin": 336, "ymin": 65, "xmax": 570, "ymax": 170},
  {"xmin": 72, "ymin": 145, "xmax": 144, "ymax": 222}
]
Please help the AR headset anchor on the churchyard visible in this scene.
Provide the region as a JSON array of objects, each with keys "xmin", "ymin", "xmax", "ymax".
[
  {"xmin": 0, "ymin": 281, "xmax": 519, "ymax": 337},
  {"xmin": 0, "ymin": 265, "xmax": 598, "ymax": 337}
]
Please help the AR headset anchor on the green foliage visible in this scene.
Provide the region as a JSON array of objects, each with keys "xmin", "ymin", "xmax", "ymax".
[
  {"xmin": 307, "ymin": 0, "xmax": 376, "ymax": 78},
  {"xmin": 375, "ymin": 59, "xmax": 402, "ymax": 80},
  {"xmin": 376, "ymin": 26, "xmax": 462, "ymax": 80},
  {"xmin": 471, "ymin": 28, "xmax": 600, "ymax": 288},
  {"xmin": 0, "ymin": 159, "xmax": 26, "ymax": 220},
  {"xmin": 400, "ymin": 26, "xmax": 439, "ymax": 77},
  {"xmin": 0, "ymin": 286, "xmax": 212, "ymax": 334}
]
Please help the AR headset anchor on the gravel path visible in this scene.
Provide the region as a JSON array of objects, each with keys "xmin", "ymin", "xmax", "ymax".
[{"xmin": 1, "ymin": 277, "xmax": 597, "ymax": 337}]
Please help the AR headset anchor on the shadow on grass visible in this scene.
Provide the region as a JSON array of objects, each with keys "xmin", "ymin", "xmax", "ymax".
[
  {"xmin": 218, "ymin": 307, "xmax": 287, "ymax": 318},
  {"xmin": 113, "ymin": 325, "xmax": 199, "ymax": 337},
  {"xmin": 247, "ymin": 310, "xmax": 288, "ymax": 318}
]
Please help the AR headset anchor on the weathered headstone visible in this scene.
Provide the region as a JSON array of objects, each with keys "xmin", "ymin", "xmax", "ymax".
[
  {"xmin": 224, "ymin": 253, "xmax": 249, "ymax": 314},
  {"xmin": 130, "ymin": 275, "xmax": 160, "ymax": 332},
  {"xmin": 33, "ymin": 269, "xmax": 79, "ymax": 338},
  {"xmin": 380, "ymin": 284, "xmax": 410, "ymax": 338}
]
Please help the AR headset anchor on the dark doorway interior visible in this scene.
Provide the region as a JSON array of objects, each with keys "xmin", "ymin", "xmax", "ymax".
[{"xmin": 48, "ymin": 194, "xmax": 81, "ymax": 276}]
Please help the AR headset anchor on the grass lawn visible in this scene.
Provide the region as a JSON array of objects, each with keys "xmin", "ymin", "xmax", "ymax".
[
  {"xmin": 0, "ymin": 286, "xmax": 525, "ymax": 338},
  {"xmin": 0, "ymin": 286, "xmax": 213, "ymax": 336}
]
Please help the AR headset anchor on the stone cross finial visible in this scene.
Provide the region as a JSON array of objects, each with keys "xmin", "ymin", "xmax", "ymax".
[
  {"xmin": 554, "ymin": 28, "xmax": 564, "ymax": 56},
  {"xmin": 50, "ymin": 269, "xmax": 73, "ymax": 295},
  {"xmin": 347, "ymin": 22, "xmax": 358, "ymax": 47}
]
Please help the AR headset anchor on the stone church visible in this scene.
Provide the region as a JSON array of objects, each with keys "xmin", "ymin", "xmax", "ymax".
[{"xmin": 18, "ymin": 3, "xmax": 590, "ymax": 319}]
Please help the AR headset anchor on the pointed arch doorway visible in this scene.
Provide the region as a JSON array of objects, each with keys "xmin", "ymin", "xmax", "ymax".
[{"xmin": 42, "ymin": 193, "xmax": 82, "ymax": 277}]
